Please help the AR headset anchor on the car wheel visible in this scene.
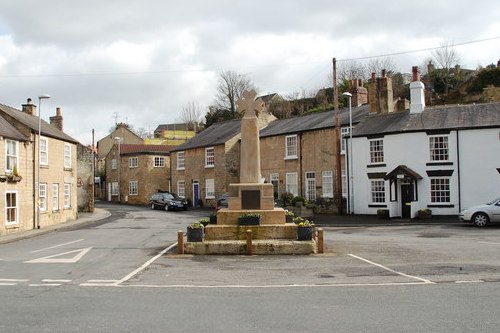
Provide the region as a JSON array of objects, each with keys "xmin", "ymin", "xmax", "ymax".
[
  {"xmin": 472, "ymin": 212, "xmax": 489, "ymax": 227},
  {"xmin": 151, "ymin": 203, "xmax": 155, "ymax": 210},
  {"xmin": 164, "ymin": 205, "xmax": 170, "ymax": 211}
]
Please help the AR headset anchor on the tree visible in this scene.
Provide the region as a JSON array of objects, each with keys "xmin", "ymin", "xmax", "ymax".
[
  {"xmin": 214, "ymin": 70, "xmax": 256, "ymax": 116},
  {"xmin": 204, "ymin": 106, "xmax": 234, "ymax": 128},
  {"xmin": 431, "ymin": 42, "xmax": 460, "ymax": 94},
  {"xmin": 366, "ymin": 57, "xmax": 397, "ymax": 77},
  {"xmin": 179, "ymin": 101, "xmax": 203, "ymax": 131}
]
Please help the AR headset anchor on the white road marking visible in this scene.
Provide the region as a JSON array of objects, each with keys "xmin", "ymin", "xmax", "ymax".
[
  {"xmin": 29, "ymin": 283, "xmax": 62, "ymax": 287},
  {"xmin": 0, "ymin": 283, "xmax": 18, "ymax": 286},
  {"xmin": 348, "ymin": 253, "xmax": 434, "ymax": 284},
  {"xmin": 118, "ymin": 282, "xmax": 431, "ymax": 289},
  {"xmin": 42, "ymin": 279, "xmax": 71, "ymax": 283},
  {"xmin": 456, "ymin": 280, "xmax": 484, "ymax": 283},
  {"xmin": 0, "ymin": 279, "xmax": 29, "ymax": 282},
  {"xmin": 25, "ymin": 247, "xmax": 92, "ymax": 264},
  {"xmin": 87, "ymin": 280, "xmax": 120, "ymax": 283},
  {"xmin": 113, "ymin": 243, "xmax": 177, "ymax": 286},
  {"xmin": 478, "ymin": 241, "xmax": 500, "ymax": 245},
  {"xmin": 31, "ymin": 239, "xmax": 84, "ymax": 253}
]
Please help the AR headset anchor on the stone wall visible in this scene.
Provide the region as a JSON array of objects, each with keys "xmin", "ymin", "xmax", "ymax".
[{"xmin": 77, "ymin": 144, "xmax": 94, "ymax": 212}]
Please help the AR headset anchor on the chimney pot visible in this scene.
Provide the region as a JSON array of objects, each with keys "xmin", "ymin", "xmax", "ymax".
[
  {"xmin": 371, "ymin": 72, "xmax": 376, "ymax": 80},
  {"xmin": 412, "ymin": 66, "xmax": 420, "ymax": 82},
  {"xmin": 27, "ymin": 98, "xmax": 32, "ymax": 104},
  {"xmin": 381, "ymin": 69, "xmax": 386, "ymax": 78}
]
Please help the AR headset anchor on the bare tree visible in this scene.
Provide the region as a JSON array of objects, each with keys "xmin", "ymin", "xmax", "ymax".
[
  {"xmin": 336, "ymin": 59, "xmax": 366, "ymax": 83},
  {"xmin": 214, "ymin": 70, "xmax": 256, "ymax": 115},
  {"xmin": 179, "ymin": 101, "xmax": 203, "ymax": 131},
  {"xmin": 366, "ymin": 57, "xmax": 397, "ymax": 77},
  {"xmin": 432, "ymin": 42, "xmax": 460, "ymax": 94}
]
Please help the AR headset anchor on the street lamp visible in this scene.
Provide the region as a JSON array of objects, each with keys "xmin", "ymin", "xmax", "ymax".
[
  {"xmin": 114, "ymin": 137, "xmax": 121, "ymax": 202},
  {"xmin": 342, "ymin": 92, "xmax": 353, "ymax": 214},
  {"xmin": 37, "ymin": 94, "xmax": 51, "ymax": 229}
]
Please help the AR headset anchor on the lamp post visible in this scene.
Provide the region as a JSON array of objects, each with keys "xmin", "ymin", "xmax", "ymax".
[
  {"xmin": 37, "ymin": 94, "xmax": 51, "ymax": 229},
  {"xmin": 342, "ymin": 92, "xmax": 353, "ymax": 214},
  {"xmin": 114, "ymin": 137, "xmax": 121, "ymax": 202}
]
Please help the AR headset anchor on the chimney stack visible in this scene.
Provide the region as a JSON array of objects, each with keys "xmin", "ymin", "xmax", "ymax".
[
  {"xmin": 368, "ymin": 71, "xmax": 394, "ymax": 114},
  {"xmin": 348, "ymin": 78, "xmax": 368, "ymax": 107},
  {"xmin": 410, "ymin": 66, "xmax": 425, "ymax": 114},
  {"xmin": 22, "ymin": 98, "xmax": 37, "ymax": 116},
  {"xmin": 50, "ymin": 107, "xmax": 64, "ymax": 131}
]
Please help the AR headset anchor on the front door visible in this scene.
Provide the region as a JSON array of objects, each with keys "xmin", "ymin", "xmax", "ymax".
[
  {"xmin": 192, "ymin": 181, "xmax": 199, "ymax": 207},
  {"xmin": 401, "ymin": 184, "xmax": 413, "ymax": 219}
]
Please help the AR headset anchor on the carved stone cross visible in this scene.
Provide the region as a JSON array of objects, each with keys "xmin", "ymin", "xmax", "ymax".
[{"xmin": 236, "ymin": 90, "xmax": 265, "ymax": 119}]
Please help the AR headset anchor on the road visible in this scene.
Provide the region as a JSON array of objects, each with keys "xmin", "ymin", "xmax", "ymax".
[{"xmin": 1, "ymin": 202, "xmax": 500, "ymax": 332}]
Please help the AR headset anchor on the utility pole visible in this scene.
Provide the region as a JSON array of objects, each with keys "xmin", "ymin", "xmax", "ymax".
[{"xmin": 333, "ymin": 58, "xmax": 343, "ymax": 214}]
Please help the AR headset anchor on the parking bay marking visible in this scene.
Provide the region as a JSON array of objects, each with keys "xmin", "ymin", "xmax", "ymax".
[
  {"xmin": 348, "ymin": 253, "xmax": 434, "ymax": 284},
  {"xmin": 25, "ymin": 247, "xmax": 92, "ymax": 264},
  {"xmin": 31, "ymin": 239, "xmax": 84, "ymax": 254}
]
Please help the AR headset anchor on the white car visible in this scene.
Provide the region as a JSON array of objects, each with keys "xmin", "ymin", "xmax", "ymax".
[{"xmin": 459, "ymin": 197, "xmax": 500, "ymax": 227}]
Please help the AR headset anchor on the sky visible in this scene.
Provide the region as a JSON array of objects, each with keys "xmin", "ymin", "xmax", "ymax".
[{"xmin": 0, "ymin": 0, "xmax": 499, "ymax": 145}]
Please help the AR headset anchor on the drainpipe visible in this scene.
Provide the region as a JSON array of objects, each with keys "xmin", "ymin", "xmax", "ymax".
[
  {"xmin": 32, "ymin": 134, "xmax": 36, "ymax": 229},
  {"xmin": 299, "ymin": 133, "xmax": 303, "ymax": 197},
  {"xmin": 456, "ymin": 130, "xmax": 462, "ymax": 212}
]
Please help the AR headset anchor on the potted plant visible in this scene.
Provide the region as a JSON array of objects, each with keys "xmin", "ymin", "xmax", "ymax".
[
  {"xmin": 377, "ymin": 209, "xmax": 390, "ymax": 219},
  {"xmin": 291, "ymin": 196, "xmax": 306, "ymax": 207},
  {"xmin": 198, "ymin": 217, "xmax": 210, "ymax": 227},
  {"xmin": 186, "ymin": 222, "xmax": 204, "ymax": 242},
  {"xmin": 293, "ymin": 216, "xmax": 314, "ymax": 241},
  {"xmin": 238, "ymin": 213, "xmax": 261, "ymax": 226},
  {"xmin": 417, "ymin": 208, "xmax": 432, "ymax": 220},
  {"xmin": 285, "ymin": 210, "xmax": 295, "ymax": 223},
  {"xmin": 209, "ymin": 212, "xmax": 217, "ymax": 224}
]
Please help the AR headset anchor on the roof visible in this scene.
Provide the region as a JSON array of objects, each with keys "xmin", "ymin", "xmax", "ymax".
[
  {"xmin": 258, "ymin": 93, "xmax": 278, "ymax": 105},
  {"xmin": 154, "ymin": 123, "xmax": 195, "ymax": 132},
  {"xmin": 385, "ymin": 165, "xmax": 423, "ymax": 180},
  {"xmin": 170, "ymin": 119, "xmax": 241, "ymax": 152},
  {"xmin": 119, "ymin": 144, "xmax": 174, "ymax": 155},
  {"xmin": 0, "ymin": 103, "xmax": 79, "ymax": 144},
  {"xmin": 0, "ymin": 114, "xmax": 28, "ymax": 141},
  {"xmin": 260, "ymin": 104, "xmax": 369, "ymax": 138},
  {"xmin": 352, "ymin": 102, "xmax": 500, "ymax": 137}
]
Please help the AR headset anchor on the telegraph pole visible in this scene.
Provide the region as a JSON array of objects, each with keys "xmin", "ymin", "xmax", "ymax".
[{"xmin": 333, "ymin": 58, "xmax": 343, "ymax": 214}]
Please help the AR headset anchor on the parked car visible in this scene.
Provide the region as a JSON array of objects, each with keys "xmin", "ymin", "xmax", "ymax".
[
  {"xmin": 459, "ymin": 197, "xmax": 500, "ymax": 227},
  {"xmin": 215, "ymin": 194, "xmax": 228, "ymax": 211},
  {"xmin": 149, "ymin": 192, "xmax": 188, "ymax": 211}
]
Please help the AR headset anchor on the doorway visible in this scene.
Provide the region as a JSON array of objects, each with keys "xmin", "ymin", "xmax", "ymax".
[
  {"xmin": 401, "ymin": 184, "xmax": 414, "ymax": 219},
  {"xmin": 192, "ymin": 181, "xmax": 199, "ymax": 207}
]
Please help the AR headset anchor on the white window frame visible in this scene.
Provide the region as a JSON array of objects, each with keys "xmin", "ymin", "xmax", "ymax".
[
  {"xmin": 177, "ymin": 180, "xmax": 186, "ymax": 198},
  {"xmin": 205, "ymin": 179, "xmax": 215, "ymax": 199},
  {"xmin": 40, "ymin": 136, "xmax": 48, "ymax": 166},
  {"xmin": 111, "ymin": 159, "xmax": 117, "ymax": 170},
  {"xmin": 129, "ymin": 181, "xmax": 138, "ymax": 196},
  {"xmin": 154, "ymin": 156, "xmax": 165, "ymax": 167},
  {"xmin": 285, "ymin": 172, "xmax": 298, "ymax": 196},
  {"xmin": 429, "ymin": 135, "xmax": 449, "ymax": 161},
  {"xmin": 322, "ymin": 171, "xmax": 333, "ymax": 198},
  {"xmin": 64, "ymin": 143, "xmax": 72, "ymax": 169},
  {"xmin": 285, "ymin": 135, "xmax": 298, "ymax": 159},
  {"xmin": 205, "ymin": 147, "xmax": 215, "ymax": 168},
  {"xmin": 177, "ymin": 151, "xmax": 185, "ymax": 170},
  {"xmin": 5, "ymin": 191, "xmax": 18, "ymax": 225},
  {"xmin": 5, "ymin": 139, "xmax": 19, "ymax": 173},
  {"xmin": 39, "ymin": 183, "xmax": 47, "ymax": 211},
  {"xmin": 305, "ymin": 171, "xmax": 316, "ymax": 201},
  {"xmin": 341, "ymin": 169, "xmax": 347, "ymax": 198},
  {"xmin": 370, "ymin": 179, "xmax": 386, "ymax": 203},
  {"xmin": 64, "ymin": 183, "xmax": 71, "ymax": 208},
  {"xmin": 128, "ymin": 157, "xmax": 138, "ymax": 168},
  {"xmin": 341, "ymin": 127, "xmax": 350, "ymax": 154},
  {"xmin": 111, "ymin": 182, "xmax": 119, "ymax": 196},
  {"xmin": 52, "ymin": 183, "xmax": 59, "ymax": 211},
  {"xmin": 369, "ymin": 139, "xmax": 384, "ymax": 164},
  {"xmin": 270, "ymin": 173, "xmax": 279, "ymax": 198},
  {"xmin": 430, "ymin": 177, "xmax": 451, "ymax": 203}
]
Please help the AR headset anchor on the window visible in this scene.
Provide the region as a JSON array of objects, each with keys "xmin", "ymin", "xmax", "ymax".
[
  {"xmin": 128, "ymin": 157, "xmax": 138, "ymax": 168},
  {"xmin": 369, "ymin": 139, "xmax": 384, "ymax": 164},
  {"xmin": 342, "ymin": 169, "xmax": 347, "ymax": 198},
  {"xmin": 177, "ymin": 180, "xmax": 185, "ymax": 198},
  {"xmin": 177, "ymin": 151, "xmax": 185, "ymax": 170},
  {"xmin": 305, "ymin": 172, "xmax": 316, "ymax": 201},
  {"xmin": 429, "ymin": 136, "xmax": 449, "ymax": 161},
  {"xmin": 5, "ymin": 139, "xmax": 18, "ymax": 173},
  {"xmin": 111, "ymin": 159, "xmax": 117, "ymax": 170},
  {"xmin": 5, "ymin": 191, "xmax": 18, "ymax": 225},
  {"xmin": 111, "ymin": 182, "xmax": 119, "ymax": 196},
  {"xmin": 371, "ymin": 180, "xmax": 385, "ymax": 203},
  {"xmin": 205, "ymin": 179, "xmax": 215, "ymax": 199},
  {"xmin": 64, "ymin": 143, "xmax": 72, "ymax": 168},
  {"xmin": 64, "ymin": 183, "xmax": 71, "ymax": 208},
  {"xmin": 154, "ymin": 156, "xmax": 165, "ymax": 167},
  {"xmin": 40, "ymin": 137, "xmax": 48, "ymax": 165},
  {"xmin": 39, "ymin": 183, "xmax": 47, "ymax": 211},
  {"xmin": 285, "ymin": 135, "xmax": 298, "ymax": 159},
  {"xmin": 205, "ymin": 147, "xmax": 215, "ymax": 167},
  {"xmin": 322, "ymin": 171, "xmax": 333, "ymax": 198},
  {"xmin": 285, "ymin": 172, "xmax": 298, "ymax": 196},
  {"xmin": 341, "ymin": 127, "xmax": 350, "ymax": 154},
  {"xmin": 129, "ymin": 181, "xmax": 138, "ymax": 195},
  {"xmin": 270, "ymin": 173, "xmax": 279, "ymax": 199},
  {"xmin": 52, "ymin": 183, "xmax": 59, "ymax": 211},
  {"xmin": 430, "ymin": 178, "xmax": 450, "ymax": 203}
]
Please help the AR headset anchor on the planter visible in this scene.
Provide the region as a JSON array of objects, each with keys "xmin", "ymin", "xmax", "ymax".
[
  {"xmin": 417, "ymin": 210, "xmax": 432, "ymax": 220},
  {"xmin": 285, "ymin": 214, "xmax": 294, "ymax": 223},
  {"xmin": 377, "ymin": 209, "xmax": 390, "ymax": 219},
  {"xmin": 209, "ymin": 215, "xmax": 217, "ymax": 224},
  {"xmin": 238, "ymin": 215, "xmax": 261, "ymax": 226},
  {"xmin": 187, "ymin": 226, "xmax": 204, "ymax": 242},
  {"xmin": 297, "ymin": 226, "xmax": 313, "ymax": 241}
]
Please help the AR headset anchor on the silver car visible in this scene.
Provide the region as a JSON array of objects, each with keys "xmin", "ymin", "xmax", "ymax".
[{"xmin": 459, "ymin": 197, "xmax": 500, "ymax": 227}]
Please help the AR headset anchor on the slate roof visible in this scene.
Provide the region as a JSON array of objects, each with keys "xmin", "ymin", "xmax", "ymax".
[
  {"xmin": 170, "ymin": 119, "xmax": 241, "ymax": 152},
  {"xmin": 0, "ymin": 114, "xmax": 28, "ymax": 141},
  {"xmin": 0, "ymin": 103, "xmax": 79, "ymax": 144},
  {"xmin": 352, "ymin": 102, "xmax": 500, "ymax": 137},
  {"xmin": 119, "ymin": 144, "xmax": 174, "ymax": 155},
  {"xmin": 260, "ymin": 104, "xmax": 369, "ymax": 138}
]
